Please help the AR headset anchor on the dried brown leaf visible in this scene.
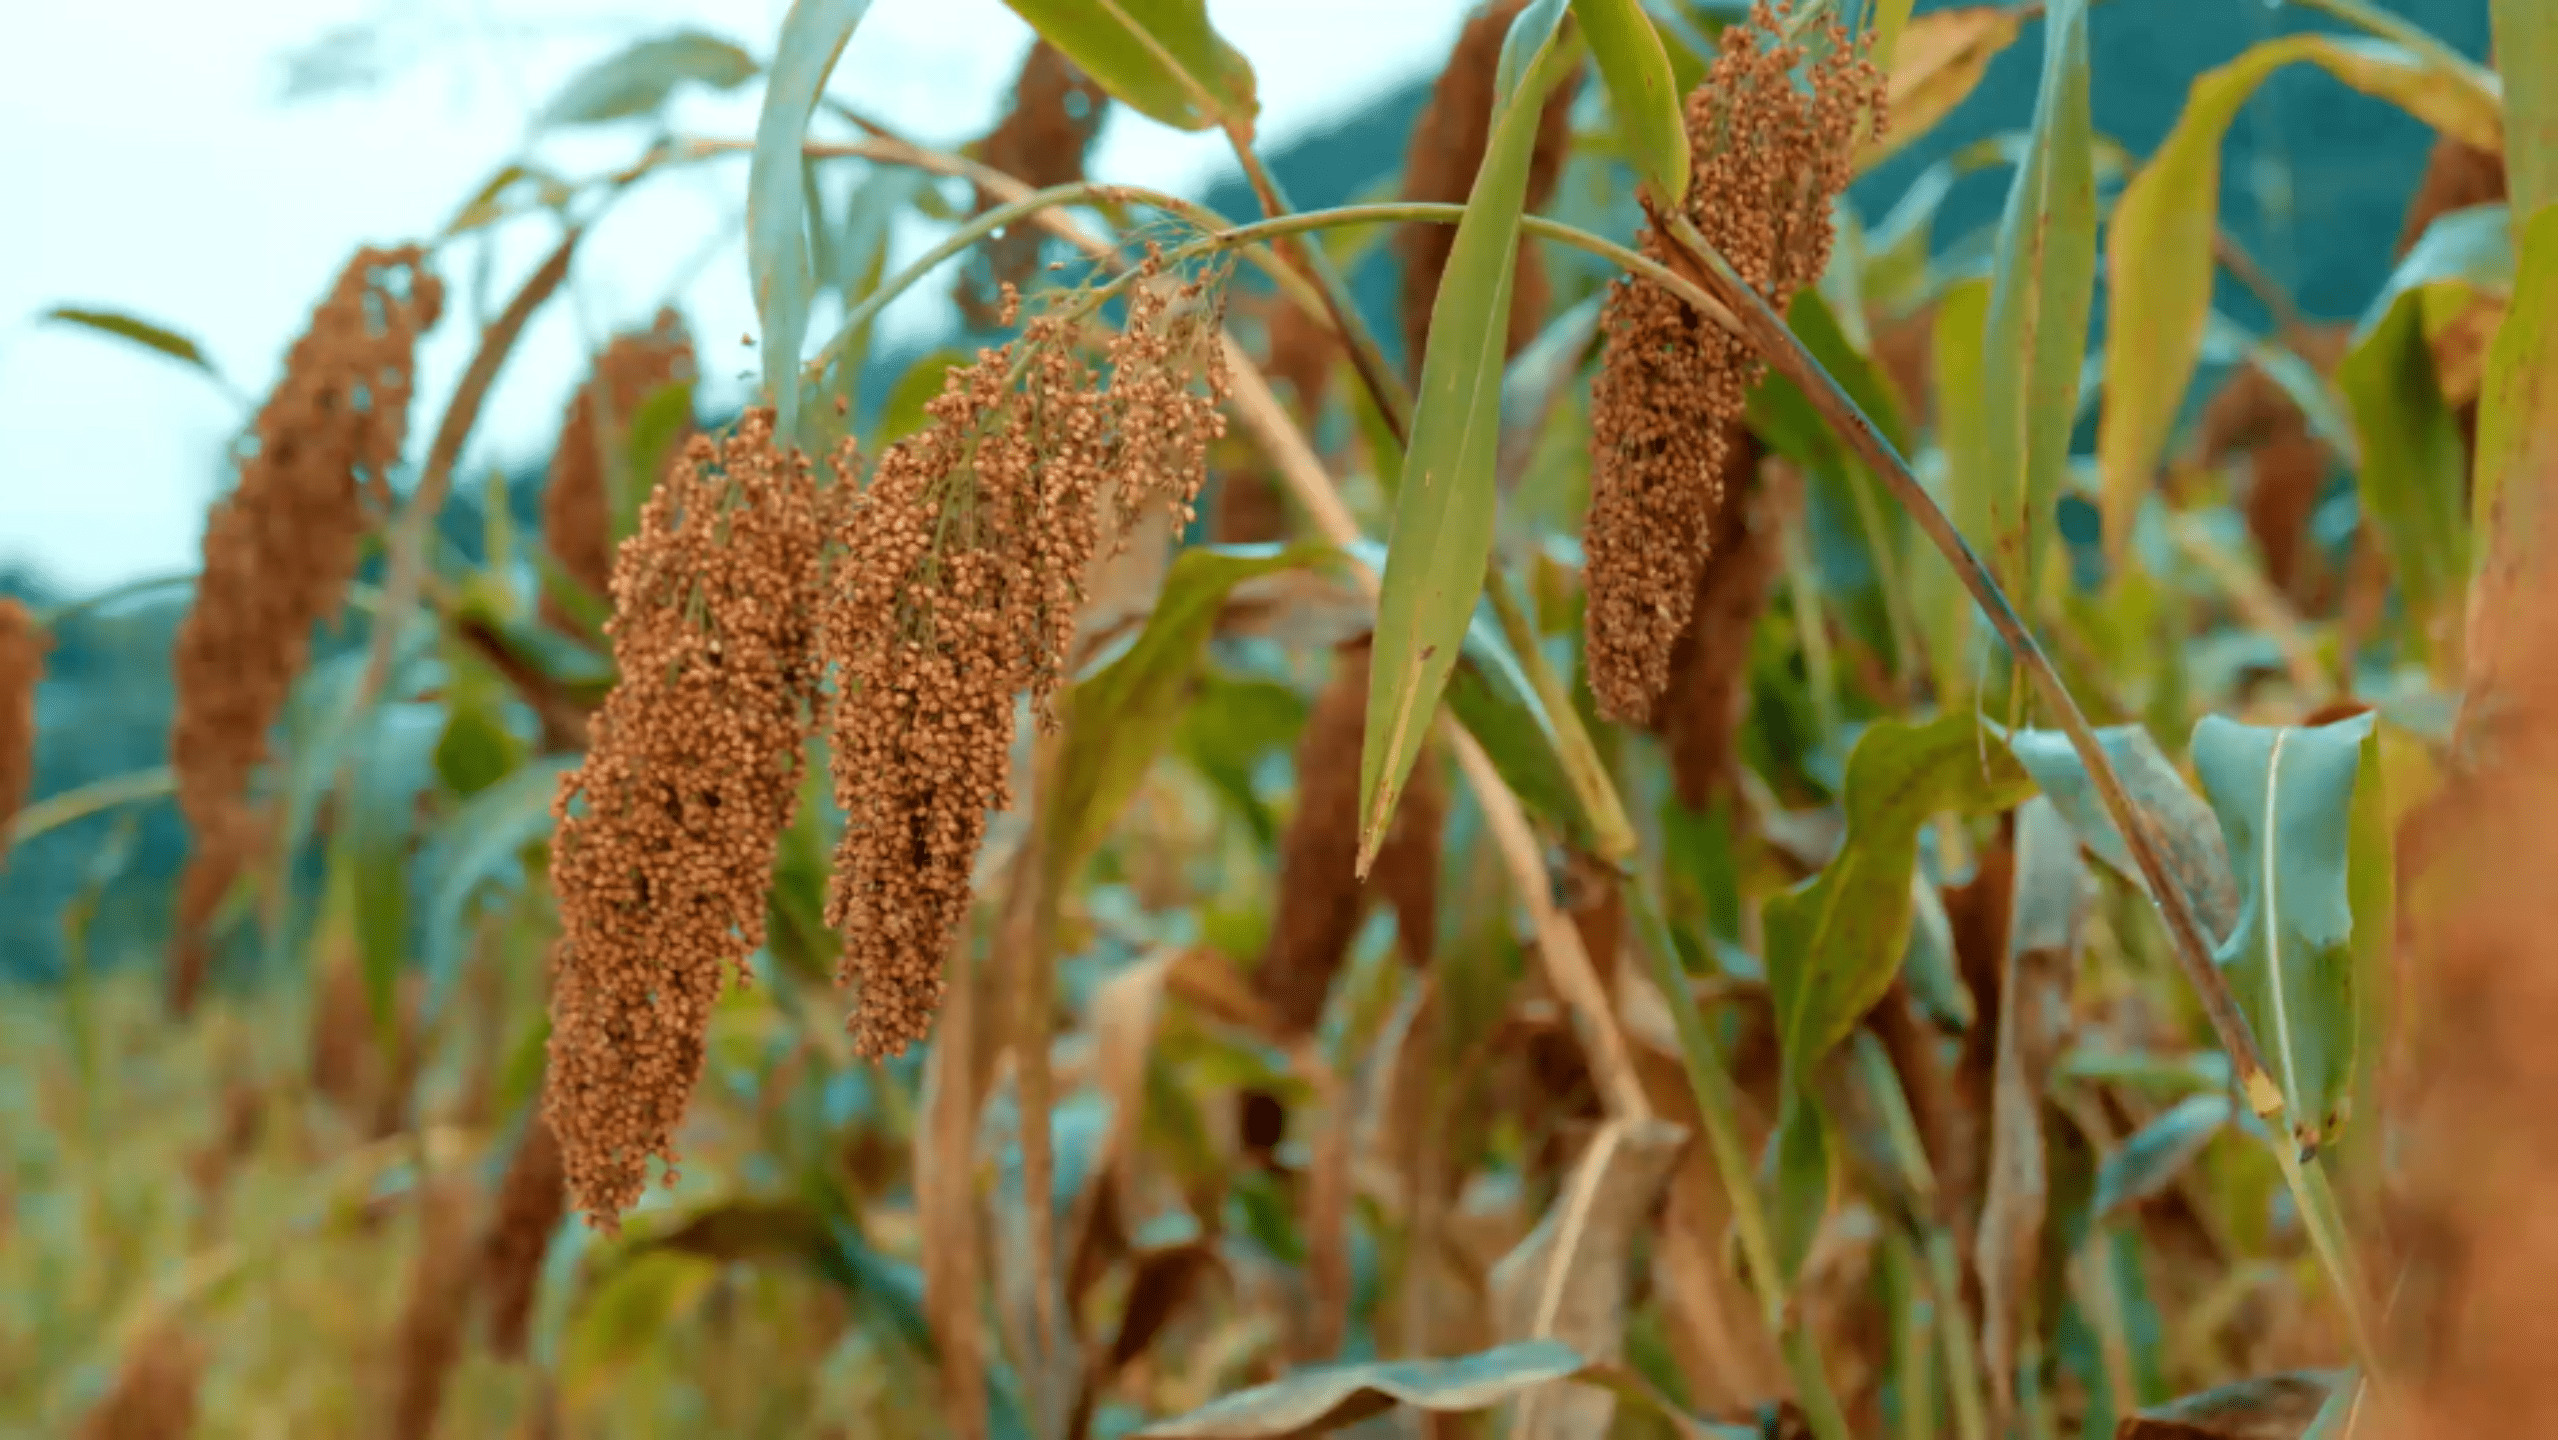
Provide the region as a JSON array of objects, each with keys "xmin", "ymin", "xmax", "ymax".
[
  {"xmin": 2117, "ymin": 1369, "xmax": 2347, "ymax": 1438},
  {"xmin": 1976, "ymin": 798, "xmax": 2086, "ymax": 1421},
  {"xmin": 1489, "ymin": 1117, "xmax": 1688, "ymax": 1439}
]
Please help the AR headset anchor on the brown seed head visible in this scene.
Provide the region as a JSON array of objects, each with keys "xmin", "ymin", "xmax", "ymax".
[
  {"xmin": 1582, "ymin": 5, "xmax": 1882, "ymax": 722},
  {"xmin": 543, "ymin": 409, "xmax": 826, "ymax": 1228},
  {"xmin": 1652, "ymin": 429, "xmax": 1780, "ymax": 806},
  {"xmin": 167, "ymin": 245, "xmax": 444, "ymax": 1012},
  {"xmin": 826, "ymin": 260, "xmax": 1230, "ymax": 1057},
  {"xmin": 78, "ymin": 1322, "xmax": 206, "ymax": 1440},
  {"xmin": 478, "ymin": 1111, "xmax": 568, "ymax": 1359},
  {"xmin": 0, "ymin": 597, "xmax": 46, "ymax": 872},
  {"xmin": 545, "ymin": 309, "xmax": 698, "ymax": 628},
  {"xmin": 1397, "ymin": 0, "xmax": 1581, "ymax": 376},
  {"xmin": 959, "ymin": 41, "xmax": 1112, "ymax": 328}
]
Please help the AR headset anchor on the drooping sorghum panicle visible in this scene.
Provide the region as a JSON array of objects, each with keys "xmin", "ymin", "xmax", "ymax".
[
  {"xmin": 167, "ymin": 245, "xmax": 445, "ymax": 1013},
  {"xmin": 826, "ymin": 259, "xmax": 1231, "ymax": 1058},
  {"xmin": 957, "ymin": 40, "xmax": 1112, "ymax": 329},
  {"xmin": 1396, "ymin": 0, "xmax": 1581, "ymax": 376},
  {"xmin": 0, "ymin": 597, "xmax": 46, "ymax": 872},
  {"xmin": 544, "ymin": 308, "xmax": 698, "ymax": 629},
  {"xmin": 78, "ymin": 1323, "xmax": 206, "ymax": 1440},
  {"xmin": 1653, "ymin": 426, "xmax": 1779, "ymax": 807},
  {"xmin": 1254, "ymin": 635, "xmax": 1444, "ymax": 1037},
  {"xmin": 1583, "ymin": 3, "xmax": 1882, "ymax": 722},
  {"xmin": 543, "ymin": 409, "xmax": 826, "ymax": 1229}
]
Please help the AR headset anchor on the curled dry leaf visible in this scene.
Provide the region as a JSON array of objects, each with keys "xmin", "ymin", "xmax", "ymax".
[
  {"xmin": 1976, "ymin": 798, "xmax": 2088, "ymax": 1422},
  {"xmin": 1489, "ymin": 1117, "xmax": 1687, "ymax": 1439}
]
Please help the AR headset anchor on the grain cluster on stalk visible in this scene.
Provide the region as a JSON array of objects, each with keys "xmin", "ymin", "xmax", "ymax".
[
  {"xmin": 166, "ymin": 245, "xmax": 444, "ymax": 1014},
  {"xmin": 1583, "ymin": 3, "xmax": 1882, "ymax": 723},
  {"xmin": 824, "ymin": 257, "xmax": 1230, "ymax": 1059},
  {"xmin": 541, "ymin": 410, "xmax": 827, "ymax": 1229}
]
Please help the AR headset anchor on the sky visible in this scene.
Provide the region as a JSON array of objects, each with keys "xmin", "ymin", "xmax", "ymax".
[{"xmin": 0, "ymin": 0, "xmax": 1473, "ymax": 593}]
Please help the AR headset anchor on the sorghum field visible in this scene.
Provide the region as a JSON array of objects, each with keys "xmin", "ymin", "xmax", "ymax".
[{"xmin": 5, "ymin": 0, "xmax": 2554, "ymax": 1436}]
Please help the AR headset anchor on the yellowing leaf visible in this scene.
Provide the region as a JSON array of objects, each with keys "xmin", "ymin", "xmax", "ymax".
[
  {"xmin": 1859, "ymin": 6, "xmax": 2025, "ymax": 172},
  {"xmin": 2100, "ymin": 33, "xmax": 2505, "ymax": 561},
  {"xmin": 1006, "ymin": 0, "xmax": 1257, "ymax": 133}
]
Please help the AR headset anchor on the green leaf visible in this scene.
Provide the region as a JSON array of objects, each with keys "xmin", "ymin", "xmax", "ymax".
[
  {"xmin": 341, "ymin": 702, "xmax": 442, "ymax": 1044},
  {"xmin": 1179, "ymin": 672, "xmax": 1307, "ymax": 848},
  {"xmin": 1979, "ymin": 0, "xmax": 2096, "ymax": 601},
  {"xmin": 2497, "ymin": 1, "xmax": 2556, "ymax": 230},
  {"xmin": 1923, "ymin": 274, "xmax": 1997, "ymax": 706},
  {"xmin": 41, "ymin": 305, "xmax": 225, "ymax": 384},
  {"xmin": 1135, "ymin": 1342, "xmax": 1594, "ymax": 1438},
  {"xmin": 1049, "ymin": 546, "xmax": 1328, "ymax": 885},
  {"xmin": 2100, "ymin": 33, "xmax": 2504, "ymax": 560},
  {"xmin": 1573, "ymin": 0, "xmax": 1690, "ymax": 206},
  {"xmin": 442, "ymin": 163, "xmax": 575, "ymax": 237},
  {"xmin": 2189, "ymin": 713, "xmax": 2378, "ymax": 1148},
  {"xmin": 1361, "ymin": 3, "xmax": 1578, "ymax": 871},
  {"xmin": 876, "ymin": 347, "xmax": 967, "ymax": 450},
  {"xmin": 564, "ymin": 1250, "xmax": 721, "ymax": 1403},
  {"xmin": 535, "ymin": 29, "xmax": 757, "ymax": 128},
  {"xmin": 1764, "ymin": 715, "xmax": 2035, "ymax": 1089},
  {"xmin": 2092, "ymin": 1092, "xmax": 2231, "ymax": 1221},
  {"xmin": 747, "ymin": 0, "xmax": 874, "ymax": 440},
  {"xmin": 2120, "ymin": 1370, "xmax": 2352, "ymax": 1440},
  {"xmin": 615, "ymin": 379, "xmax": 697, "ymax": 550},
  {"xmin": 1003, "ymin": 0, "xmax": 1258, "ymax": 132},
  {"xmin": 417, "ymin": 755, "xmax": 578, "ymax": 1016},
  {"xmin": 2336, "ymin": 205, "xmax": 2511, "ymax": 663},
  {"xmin": 1768, "ymin": 1096, "xmax": 1836, "ymax": 1286},
  {"xmin": 2470, "ymin": 204, "xmax": 2558, "ymax": 701},
  {"xmin": 2006, "ymin": 724, "xmax": 2241, "ymax": 942}
]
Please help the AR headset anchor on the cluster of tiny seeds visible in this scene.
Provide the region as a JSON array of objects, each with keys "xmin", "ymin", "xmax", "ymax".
[
  {"xmin": 826, "ymin": 261, "xmax": 1230, "ymax": 1058},
  {"xmin": 958, "ymin": 41, "xmax": 1112, "ymax": 329},
  {"xmin": 1396, "ymin": 0, "xmax": 1581, "ymax": 374},
  {"xmin": 543, "ymin": 308, "xmax": 697, "ymax": 628},
  {"xmin": 167, "ymin": 245, "xmax": 443, "ymax": 1011},
  {"xmin": 542, "ymin": 409, "xmax": 826, "ymax": 1228},
  {"xmin": 0, "ymin": 597, "xmax": 46, "ymax": 873},
  {"xmin": 1582, "ymin": 4, "xmax": 1882, "ymax": 722}
]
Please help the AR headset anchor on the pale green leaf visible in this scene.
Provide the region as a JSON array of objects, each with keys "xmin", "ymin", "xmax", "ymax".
[
  {"xmin": 1764, "ymin": 714, "xmax": 2035, "ymax": 1087},
  {"xmin": 747, "ymin": 0, "xmax": 873, "ymax": 440},
  {"xmin": 1573, "ymin": 0, "xmax": 1690, "ymax": 205},
  {"xmin": 2190, "ymin": 713, "xmax": 2378, "ymax": 1147},
  {"xmin": 2336, "ymin": 204, "xmax": 2511, "ymax": 664},
  {"xmin": 2006, "ymin": 723, "xmax": 2241, "ymax": 942},
  {"xmin": 2092, "ymin": 1092, "xmax": 2230, "ymax": 1221},
  {"xmin": 41, "ymin": 306, "xmax": 224, "ymax": 383},
  {"xmin": 1136, "ymin": 1342, "xmax": 1590, "ymax": 1438},
  {"xmin": 1359, "ymin": 1, "xmax": 1577, "ymax": 871},
  {"xmin": 1980, "ymin": 0, "xmax": 2096, "ymax": 601},
  {"xmin": 1004, "ymin": 0, "xmax": 1258, "ymax": 132},
  {"xmin": 417, "ymin": 755, "xmax": 578, "ymax": 1014},
  {"xmin": 536, "ymin": 29, "xmax": 757, "ymax": 128}
]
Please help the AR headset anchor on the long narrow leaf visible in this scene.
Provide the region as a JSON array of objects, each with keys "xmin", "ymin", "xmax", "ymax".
[
  {"xmin": 1360, "ymin": 0, "xmax": 1578, "ymax": 872},
  {"xmin": 747, "ymin": 0, "xmax": 874, "ymax": 440}
]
